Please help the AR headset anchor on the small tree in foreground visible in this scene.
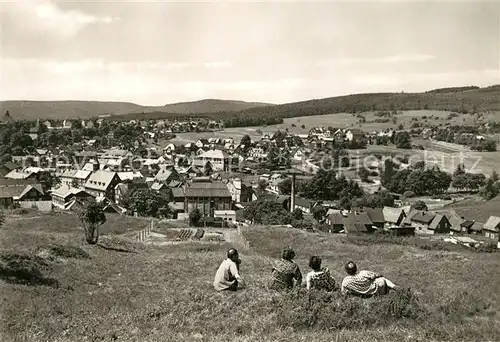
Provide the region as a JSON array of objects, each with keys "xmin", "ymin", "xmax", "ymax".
[
  {"xmin": 78, "ymin": 200, "xmax": 106, "ymax": 245},
  {"xmin": 189, "ymin": 208, "xmax": 202, "ymax": 226}
]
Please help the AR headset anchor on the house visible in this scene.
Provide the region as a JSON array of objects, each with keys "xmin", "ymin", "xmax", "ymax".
[
  {"xmin": 214, "ymin": 210, "xmax": 237, "ymax": 223},
  {"xmin": 154, "ymin": 167, "xmax": 180, "ymax": 184},
  {"xmin": 4, "ymin": 169, "xmax": 36, "ymax": 180},
  {"xmin": 226, "ymin": 178, "xmax": 255, "ymax": 203},
  {"xmin": 483, "ymin": 216, "xmax": 500, "ymax": 241},
  {"xmin": 469, "ymin": 221, "xmax": 484, "ymax": 235},
  {"xmin": 194, "ymin": 149, "xmax": 232, "ymax": 172},
  {"xmin": 84, "ymin": 171, "xmax": 121, "ymax": 199},
  {"xmin": 184, "ymin": 178, "xmax": 232, "ymax": 216},
  {"xmin": 294, "ymin": 197, "xmax": 314, "ymax": 214},
  {"xmin": 0, "ymin": 161, "xmax": 21, "ymax": 177},
  {"xmin": 382, "ymin": 207, "xmax": 406, "ymax": 227},
  {"xmin": 405, "ymin": 211, "xmax": 451, "ymax": 234},
  {"xmin": 343, "ymin": 212, "xmax": 374, "ymax": 234},
  {"xmin": 59, "ymin": 169, "xmax": 77, "ymax": 187},
  {"xmin": 362, "ymin": 207, "xmax": 385, "ymax": 229},
  {"xmin": 326, "ymin": 212, "xmax": 346, "ymax": 232},
  {"xmin": 268, "ymin": 174, "xmax": 287, "ymax": 194},
  {"xmin": 345, "ymin": 129, "xmax": 365, "ymax": 142},
  {"xmin": 444, "ymin": 210, "xmax": 466, "ymax": 234},
  {"xmin": 0, "ymin": 181, "xmax": 45, "ymax": 208},
  {"xmin": 51, "ymin": 185, "xmax": 94, "ymax": 209}
]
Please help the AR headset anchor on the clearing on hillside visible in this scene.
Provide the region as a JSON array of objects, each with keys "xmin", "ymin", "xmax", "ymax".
[{"xmin": 0, "ymin": 213, "xmax": 498, "ymax": 342}]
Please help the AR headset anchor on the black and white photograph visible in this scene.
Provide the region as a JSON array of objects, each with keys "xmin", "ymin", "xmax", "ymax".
[{"xmin": 0, "ymin": 1, "xmax": 499, "ymax": 341}]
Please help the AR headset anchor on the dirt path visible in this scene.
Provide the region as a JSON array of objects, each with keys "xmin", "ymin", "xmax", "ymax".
[{"xmin": 223, "ymin": 229, "xmax": 250, "ymax": 251}]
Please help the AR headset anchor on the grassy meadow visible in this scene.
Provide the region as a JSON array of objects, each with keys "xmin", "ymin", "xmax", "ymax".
[{"xmin": 1, "ymin": 212, "xmax": 499, "ymax": 341}]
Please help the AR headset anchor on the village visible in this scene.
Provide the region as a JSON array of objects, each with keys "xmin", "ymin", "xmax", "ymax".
[{"xmin": 0, "ymin": 113, "xmax": 499, "ymax": 251}]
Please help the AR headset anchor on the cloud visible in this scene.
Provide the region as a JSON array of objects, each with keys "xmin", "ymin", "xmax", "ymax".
[
  {"xmin": 2, "ymin": 1, "xmax": 120, "ymax": 39},
  {"xmin": 318, "ymin": 54, "xmax": 435, "ymax": 67}
]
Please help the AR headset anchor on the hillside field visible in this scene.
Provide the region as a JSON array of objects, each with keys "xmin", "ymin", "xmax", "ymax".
[
  {"xmin": 0, "ymin": 212, "xmax": 499, "ymax": 341},
  {"xmin": 170, "ymin": 110, "xmax": 500, "ymax": 174}
]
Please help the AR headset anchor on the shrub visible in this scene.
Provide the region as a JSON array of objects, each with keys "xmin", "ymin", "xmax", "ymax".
[
  {"xmin": 0, "ymin": 253, "xmax": 58, "ymax": 287},
  {"xmin": 273, "ymin": 288, "xmax": 425, "ymax": 331},
  {"xmin": 47, "ymin": 245, "xmax": 90, "ymax": 259}
]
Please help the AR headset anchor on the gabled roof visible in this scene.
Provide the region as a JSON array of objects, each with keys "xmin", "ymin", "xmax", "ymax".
[
  {"xmin": 442, "ymin": 210, "xmax": 464, "ymax": 231},
  {"xmin": 294, "ymin": 197, "xmax": 313, "ymax": 208},
  {"xmin": 52, "ymin": 185, "xmax": 90, "ymax": 199},
  {"xmin": 74, "ymin": 170, "xmax": 92, "ymax": 180},
  {"xmin": 363, "ymin": 207, "xmax": 385, "ymax": 223},
  {"xmin": 1, "ymin": 161, "xmax": 21, "ymax": 171},
  {"xmin": 151, "ymin": 182, "xmax": 166, "ymax": 191},
  {"xmin": 4, "ymin": 170, "xmax": 33, "ymax": 179},
  {"xmin": 16, "ymin": 184, "xmax": 44, "ymax": 199},
  {"xmin": 0, "ymin": 185, "xmax": 27, "ymax": 199},
  {"xmin": 84, "ymin": 171, "xmax": 118, "ymax": 191},
  {"xmin": 470, "ymin": 221, "xmax": 484, "ymax": 232},
  {"xmin": 428, "ymin": 214, "xmax": 447, "ymax": 230},
  {"xmin": 328, "ymin": 212, "xmax": 345, "ymax": 225},
  {"xmin": 410, "ymin": 211, "xmax": 436, "ymax": 224},
  {"xmin": 483, "ymin": 216, "xmax": 500, "ymax": 232},
  {"xmin": 345, "ymin": 212, "xmax": 373, "ymax": 226},
  {"xmin": 383, "ymin": 207, "xmax": 405, "ymax": 224},
  {"xmin": 197, "ymin": 149, "xmax": 229, "ymax": 160},
  {"xmin": 185, "ymin": 181, "xmax": 231, "ymax": 198},
  {"xmin": 60, "ymin": 169, "xmax": 77, "ymax": 178}
]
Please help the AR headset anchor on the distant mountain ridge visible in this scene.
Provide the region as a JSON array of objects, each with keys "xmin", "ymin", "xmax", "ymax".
[
  {"xmin": 118, "ymin": 85, "xmax": 500, "ymax": 123},
  {"xmin": 1, "ymin": 85, "xmax": 499, "ymax": 121},
  {"xmin": 0, "ymin": 99, "xmax": 272, "ymax": 120}
]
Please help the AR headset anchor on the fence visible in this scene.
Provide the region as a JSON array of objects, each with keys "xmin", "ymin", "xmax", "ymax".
[{"xmin": 136, "ymin": 219, "xmax": 154, "ymax": 242}]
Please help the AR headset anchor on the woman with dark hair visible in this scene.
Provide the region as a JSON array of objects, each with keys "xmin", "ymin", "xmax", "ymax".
[
  {"xmin": 268, "ymin": 246, "xmax": 302, "ymax": 290},
  {"xmin": 305, "ymin": 256, "xmax": 337, "ymax": 291}
]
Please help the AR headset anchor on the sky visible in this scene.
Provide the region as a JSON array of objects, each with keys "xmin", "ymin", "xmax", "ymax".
[{"xmin": 1, "ymin": 1, "xmax": 499, "ymax": 105}]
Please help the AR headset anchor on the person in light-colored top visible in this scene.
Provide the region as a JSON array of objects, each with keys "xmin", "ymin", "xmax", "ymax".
[
  {"xmin": 213, "ymin": 248, "xmax": 245, "ymax": 291},
  {"xmin": 341, "ymin": 261, "xmax": 396, "ymax": 297},
  {"xmin": 305, "ymin": 256, "xmax": 336, "ymax": 292},
  {"xmin": 268, "ymin": 247, "xmax": 302, "ymax": 290}
]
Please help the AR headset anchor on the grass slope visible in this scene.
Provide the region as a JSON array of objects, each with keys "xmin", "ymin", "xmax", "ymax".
[
  {"xmin": 1, "ymin": 213, "xmax": 499, "ymax": 341},
  {"xmin": 0, "ymin": 99, "xmax": 272, "ymax": 121}
]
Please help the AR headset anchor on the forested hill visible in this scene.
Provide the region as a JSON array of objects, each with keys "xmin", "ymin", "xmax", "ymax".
[
  {"xmin": 117, "ymin": 85, "xmax": 500, "ymax": 127},
  {"xmin": 0, "ymin": 99, "xmax": 272, "ymax": 121}
]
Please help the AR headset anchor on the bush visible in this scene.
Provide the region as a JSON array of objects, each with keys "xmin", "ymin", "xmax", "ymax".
[
  {"xmin": 47, "ymin": 245, "xmax": 90, "ymax": 259},
  {"xmin": 273, "ymin": 288, "xmax": 425, "ymax": 331},
  {"xmin": 0, "ymin": 253, "xmax": 58, "ymax": 287}
]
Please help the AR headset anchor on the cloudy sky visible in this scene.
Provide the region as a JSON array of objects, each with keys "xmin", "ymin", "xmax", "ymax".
[{"xmin": 1, "ymin": 1, "xmax": 499, "ymax": 105}]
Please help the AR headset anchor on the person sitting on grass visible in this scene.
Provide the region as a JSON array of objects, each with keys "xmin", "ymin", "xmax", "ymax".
[
  {"xmin": 341, "ymin": 261, "xmax": 397, "ymax": 297},
  {"xmin": 213, "ymin": 248, "xmax": 245, "ymax": 291},
  {"xmin": 305, "ymin": 256, "xmax": 337, "ymax": 292},
  {"xmin": 268, "ymin": 246, "xmax": 303, "ymax": 290}
]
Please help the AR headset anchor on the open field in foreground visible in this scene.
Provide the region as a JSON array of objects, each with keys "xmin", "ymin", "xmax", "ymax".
[{"xmin": 0, "ymin": 213, "xmax": 499, "ymax": 342}]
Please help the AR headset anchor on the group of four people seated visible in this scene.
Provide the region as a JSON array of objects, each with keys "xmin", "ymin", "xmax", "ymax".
[{"xmin": 214, "ymin": 247, "xmax": 397, "ymax": 297}]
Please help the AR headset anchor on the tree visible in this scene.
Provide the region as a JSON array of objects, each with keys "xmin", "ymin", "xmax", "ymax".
[
  {"xmin": 204, "ymin": 161, "xmax": 213, "ymax": 176},
  {"xmin": 292, "ymin": 208, "xmax": 304, "ymax": 221},
  {"xmin": 479, "ymin": 178, "xmax": 499, "ymax": 200},
  {"xmin": 412, "ymin": 200, "xmax": 428, "ymax": 211},
  {"xmin": 78, "ymin": 200, "xmax": 106, "ymax": 245},
  {"xmin": 240, "ymin": 134, "xmax": 252, "ymax": 153},
  {"xmin": 126, "ymin": 189, "xmax": 169, "ymax": 217},
  {"xmin": 491, "ymin": 170, "xmax": 499, "ymax": 183},
  {"xmin": 301, "ymin": 124, "xmax": 305, "ymax": 129},
  {"xmin": 394, "ymin": 131, "xmax": 412, "ymax": 149},
  {"xmin": 256, "ymin": 179, "xmax": 268, "ymax": 197},
  {"xmin": 312, "ymin": 205, "xmax": 327, "ymax": 222},
  {"xmin": 278, "ymin": 178, "xmax": 292, "ymax": 195},
  {"xmin": 358, "ymin": 167, "xmax": 370, "ymax": 182},
  {"xmin": 189, "ymin": 208, "xmax": 202, "ymax": 226},
  {"xmin": 71, "ymin": 179, "xmax": 80, "ymax": 188}
]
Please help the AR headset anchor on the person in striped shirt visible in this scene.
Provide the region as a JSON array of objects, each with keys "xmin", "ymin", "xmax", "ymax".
[{"xmin": 341, "ymin": 261, "xmax": 397, "ymax": 297}]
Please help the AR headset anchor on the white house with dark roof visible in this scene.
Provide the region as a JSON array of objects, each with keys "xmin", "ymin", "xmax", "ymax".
[
  {"xmin": 194, "ymin": 149, "xmax": 232, "ymax": 172},
  {"xmin": 483, "ymin": 216, "xmax": 500, "ymax": 242},
  {"xmin": 84, "ymin": 171, "xmax": 121, "ymax": 199}
]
